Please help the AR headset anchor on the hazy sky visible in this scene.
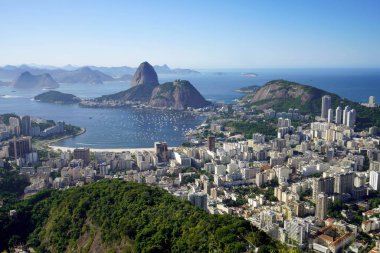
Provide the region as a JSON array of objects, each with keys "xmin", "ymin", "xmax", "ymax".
[{"xmin": 0, "ymin": 0, "xmax": 379, "ymax": 68}]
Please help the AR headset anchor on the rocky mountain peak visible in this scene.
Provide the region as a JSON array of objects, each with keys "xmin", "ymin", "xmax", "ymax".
[{"xmin": 131, "ymin": 61, "xmax": 159, "ymax": 87}]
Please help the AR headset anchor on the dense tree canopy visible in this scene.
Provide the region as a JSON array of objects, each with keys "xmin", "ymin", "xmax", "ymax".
[{"xmin": 0, "ymin": 179, "xmax": 294, "ymax": 253}]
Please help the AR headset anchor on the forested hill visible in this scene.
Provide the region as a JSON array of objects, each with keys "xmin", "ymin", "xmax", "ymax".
[{"xmin": 0, "ymin": 179, "xmax": 296, "ymax": 253}]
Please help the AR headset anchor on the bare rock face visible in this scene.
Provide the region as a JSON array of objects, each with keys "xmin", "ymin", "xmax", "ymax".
[
  {"xmin": 13, "ymin": 71, "xmax": 59, "ymax": 89},
  {"xmin": 131, "ymin": 62, "xmax": 159, "ymax": 87},
  {"xmin": 149, "ymin": 80, "xmax": 210, "ymax": 109},
  {"xmin": 250, "ymin": 81, "xmax": 314, "ymax": 103}
]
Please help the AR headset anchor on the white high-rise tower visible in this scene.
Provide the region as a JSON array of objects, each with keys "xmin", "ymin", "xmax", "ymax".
[
  {"xmin": 335, "ymin": 106, "xmax": 342, "ymax": 124},
  {"xmin": 321, "ymin": 95, "xmax": 332, "ymax": 120}
]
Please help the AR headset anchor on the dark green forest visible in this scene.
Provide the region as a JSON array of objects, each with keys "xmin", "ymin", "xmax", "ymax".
[{"xmin": 0, "ymin": 178, "xmax": 297, "ymax": 253}]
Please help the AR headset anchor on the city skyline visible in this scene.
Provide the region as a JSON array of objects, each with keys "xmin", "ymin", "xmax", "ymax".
[{"xmin": 0, "ymin": 0, "xmax": 379, "ymax": 68}]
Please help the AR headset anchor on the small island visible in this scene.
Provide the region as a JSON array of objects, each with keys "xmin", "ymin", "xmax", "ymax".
[
  {"xmin": 236, "ymin": 84, "xmax": 261, "ymax": 93},
  {"xmin": 242, "ymin": 72, "xmax": 258, "ymax": 77},
  {"xmin": 34, "ymin": 90, "xmax": 81, "ymax": 104}
]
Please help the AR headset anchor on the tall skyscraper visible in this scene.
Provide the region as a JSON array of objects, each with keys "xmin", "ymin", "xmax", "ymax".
[
  {"xmin": 21, "ymin": 115, "xmax": 31, "ymax": 136},
  {"xmin": 207, "ymin": 136, "xmax": 216, "ymax": 152},
  {"xmin": 327, "ymin": 109, "xmax": 334, "ymax": 123},
  {"xmin": 335, "ymin": 106, "xmax": 343, "ymax": 124},
  {"xmin": 321, "ymin": 95, "xmax": 332, "ymax": 119},
  {"xmin": 370, "ymin": 171, "xmax": 380, "ymax": 191},
  {"xmin": 347, "ymin": 109, "xmax": 356, "ymax": 128},
  {"xmin": 369, "ymin": 96, "xmax": 375, "ymax": 108},
  {"xmin": 343, "ymin": 106, "xmax": 351, "ymax": 125},
  {"xmin": 8, "ymin": 117, "xmax": 21, "ymax": 136},
  {"xmin": 315, "ymin": 193, "xmax": 328, "ymax": 220}
]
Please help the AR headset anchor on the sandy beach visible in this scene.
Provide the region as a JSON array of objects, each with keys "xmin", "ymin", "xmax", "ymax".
[{"xmin": 49, "ymin": 145, "xmax": 177, "ymax": 153}]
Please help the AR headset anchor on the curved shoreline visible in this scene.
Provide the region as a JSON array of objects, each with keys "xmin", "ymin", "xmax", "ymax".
[
  {"xmin": 36, "ymin": 127, "xmax": 87, "ymax": 150},
  {"xmin": 49, "ymin": 146, "xmax": 169, "ymax": 153}
]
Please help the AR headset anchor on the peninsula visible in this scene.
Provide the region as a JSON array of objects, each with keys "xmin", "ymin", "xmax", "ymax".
[{"xmin": 80, "ymin": 61, "xmax": 211, "ymax": 110}]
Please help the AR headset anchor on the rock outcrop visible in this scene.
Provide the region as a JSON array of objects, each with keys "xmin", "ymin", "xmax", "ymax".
[
  {"xmin": 131, "ymin": 62, "xmax": 159, "ymax": 86},
  {"xmin": 240, "ymin": 79, "xmax": 335, "ymax": 113},
  {"xmin": 150, "ymin": 80, "xmax": 210, "ymax": 109}
]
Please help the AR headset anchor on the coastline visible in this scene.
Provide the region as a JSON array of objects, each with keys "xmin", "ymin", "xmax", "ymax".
[
  {"xmin": 34, "ymin": 127, "xmax": 87, "ymax": 150},
  {"xmin": 49, "ymin": 146, "xmax": 177, "ymax": 153}
]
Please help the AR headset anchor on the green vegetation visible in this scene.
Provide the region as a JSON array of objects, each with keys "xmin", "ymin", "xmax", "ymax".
[
  {"xmin": 34, "ymin": 91, "xmax": 80, "ymax": 104},
  {"xmin": 223, "ymin": 198, "xmax": 247, "ymax": 207},
  {"xmin": 1, "ymin": 180, "xmax": 293, "ymax": 253},
  {"xmin": 0, "ymin": 163, "xmax": 30, "ymax": 196},
  {"xmin": 0, "ymin": 113, "xmax": 20, "ymax": 125},
  {"xmin": 237, "ymin": 85, "xmax": 260, "ymax": 93},
  {"xmin": 32, "ymin": 120, "xmax": 55, "ymax": 131},
  {"xmin": 225, "ymin": 120, "xmax": 277, "ymax": 139},
  {"xmin": 0, "ymin": 163, "xmax": 31, "ymax": 249},
  {"xmin": 231, "ymin": 182, "xmax": 278, "ymax": 203}
]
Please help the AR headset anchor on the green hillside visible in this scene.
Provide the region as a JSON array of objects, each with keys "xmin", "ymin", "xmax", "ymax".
[
  {"xmin": 34, "ymin": 91, "xmax": 80, "ymax": 104},
  {"xmin": 242, "ymin": 80, "xmax": 380, "ymax": 130},
  {"xmin": 0, "ymin": 180, "xmax": 295, "ymax": 253}
]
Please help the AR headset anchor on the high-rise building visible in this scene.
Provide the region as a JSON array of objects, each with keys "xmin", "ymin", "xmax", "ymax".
[
  {"xmin": 313, "ymin": 177, "xmax": 334, "ymax": 201},
  {"xmin": 21, "ymin": 115, "xmax": 31, "ymax": 136},
  {"xmin": 327, "ymin": 109, "xmax": 334, "ymax": 123},
  {"xmin": 8, "ymin": 117, "xmax": 21, "ymax": 136},
  {"xmin": 154, "ymin": 141, "xmax": 169, "ymax": 162},
  {"xmin": 347, "ymin": 109, "xmax": 356, "ymax": 128},
  {"xmin": 335, "ymin": 106, "xmax": 343, "ymax": 124},
  {"xmin": 334, "ymin": 172, "xmax": 354, "ymax": 194},
  {"xmin": 73, "ymin": 148, "xmax": 90, "ymax": 165},
  {"xmin": 284, "ymin": 218, "xmax": 308, "ymax": 245},
  {"xmin": 321, "ymin": 95, "xmax": 331, "ymax": 119},
  {"xmin": 207, "ymin": 136, "xmax": 216, "ymax": 152},
  {"xmin": 369, "ymin": 96, "xmax": 376, "ymax": 108},
  {"xmin": 188, "ymin": 192, "xmax": 208, "ymax": 211},
  {"xmin": 315, "ymin": 193, "xmax": 328, "ymax": 220},
  {"xmin": 8, "ymin": 136, "xmax": 32, "ymax": 159},
  {"xmin": 343, "ymin": 106, "xmax": 351, "ymax": 125},
  {"xmin": 370, "ymin": 171, "xmax": 380, "ymax": 191}
]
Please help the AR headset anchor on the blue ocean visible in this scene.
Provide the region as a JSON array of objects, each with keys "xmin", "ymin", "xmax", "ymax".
[{"xmin": 0, "ymin": 68, "xmax": 379, "ymax": 148}]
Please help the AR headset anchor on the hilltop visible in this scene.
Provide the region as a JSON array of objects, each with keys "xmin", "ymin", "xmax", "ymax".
[
  {"xmin": 241, "ymin": 80, "xmax": 380, "ymax": 130},
  {"xmin": 150, "ymin": 80, "xmax": 211, "ymax": 109},
  {"xmin": 131, "ymin": 61, "xmax": 159, "ymax": 86},
  {"xmin": 0, "ymin": 180, "xmax": 291, "ymax": 253},
  {"xmin": 34, "ymin": 91, "xmax": 81, "ymax": 104},
  {"xmin": 13, "ymin": 71, "xmax": 59, "ymax": 89}
]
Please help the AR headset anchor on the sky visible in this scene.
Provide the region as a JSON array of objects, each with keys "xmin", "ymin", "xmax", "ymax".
[{"xmin": 0, "ymin": 0, "xmax": 379, "ymax": 68}]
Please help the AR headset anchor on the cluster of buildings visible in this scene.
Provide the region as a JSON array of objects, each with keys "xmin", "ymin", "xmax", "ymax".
[
  {"xmin": 2, "ymin": 94, "xmax": 380, "ymax": 252},
  {"xmin": 0, "ymin": 114, "xmax": 65, "ymax": 165},
  {"xmin": 321, "ymin": 95, "xmax": 357, "ymax": 128},
  {"xmin": 362, "ymin": 96, "xmax": 376, "ymax": 108}
]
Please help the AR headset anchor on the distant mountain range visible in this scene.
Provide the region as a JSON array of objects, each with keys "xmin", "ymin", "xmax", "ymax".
[{"xmin": 0, "ymin": 64, "xmax": 200, "ymax": 89}]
